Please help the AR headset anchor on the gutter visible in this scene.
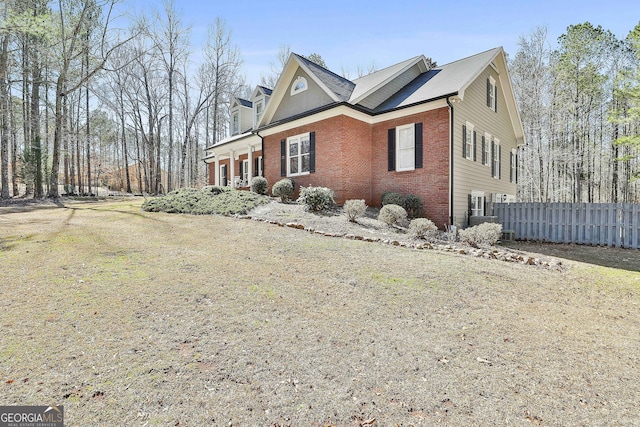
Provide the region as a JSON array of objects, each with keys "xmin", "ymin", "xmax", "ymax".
[{"xmin": 446, "ymin": 96, "xmax": 455, "ymax": 227}]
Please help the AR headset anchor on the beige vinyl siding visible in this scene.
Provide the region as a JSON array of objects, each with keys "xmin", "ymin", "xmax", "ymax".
[
  {"xmin": 358, "ymin": 64, "xmax": 422, "ymax": 110},
  {"xmin": 239, "ymin": 105, "xmax": 253, "ymax": 133},
  {"xmin": 272, "ymin": 68, "xmax": 335, "ymax": 122},
  {"xmin": 452, "ymin": 66, "xmax": 518, "ymax": 227}
]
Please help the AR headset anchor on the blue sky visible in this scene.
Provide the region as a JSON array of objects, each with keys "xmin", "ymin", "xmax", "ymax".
[{"xmin": 128, "ymin": 0, "xmax": 639, "ymax": 86}]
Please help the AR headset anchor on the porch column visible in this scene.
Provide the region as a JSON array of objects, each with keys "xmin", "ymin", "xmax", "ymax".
[
  {"xmin": 247, "ymin": 146, "xmax": 253, "ymax": 186},
  {"xmin": 229, "ymin": 150, "xmax": 235, "ymax": 187},
  {"xmin": 213, "ymin": 155, "xmax": 219, "ymax": 186}
]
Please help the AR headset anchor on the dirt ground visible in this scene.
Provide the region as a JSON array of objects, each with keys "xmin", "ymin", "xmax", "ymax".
[{"xmin": 1, "ymin": 198, "xmax": 639, "ymax": 426}]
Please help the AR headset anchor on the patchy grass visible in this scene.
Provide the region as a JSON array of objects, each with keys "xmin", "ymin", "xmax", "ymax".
[{"xmin": 1, "ymin": 199, "xmax": 640, "ymax": 426}]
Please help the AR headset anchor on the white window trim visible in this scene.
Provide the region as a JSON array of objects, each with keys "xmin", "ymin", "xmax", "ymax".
[
  {"xmin": 488, "ymin": 76, "xmax": 496, "ymax": 111},
  {"xmin": 493, "ymin": 138, "xmax": 501, "ymax": 179},
  {"xmin": 483, "ymin": 132, "xmax": 491, "ymax": 166},
  {"xmin": 256, "ymin": 155, "xmax": 263, "ymax": 177},
  {"xmin": 220, "ymin": 164, "xmax": 228, "ymax": 186},
  {"xmin": 471, "ymin": 191, "xmax": 485, "ymax": 217},
  {"xmin": 242, "ymin": 159, "xmax": 249, "ymax": 183},
  {"xmin": 291, "ymin": 76, "xmax": 308, "ymax": 96},
  {"xmin": 465, "ymin": 122, "xmax": 474, "ymax": 161},
  {"xmin": 253, "ymin": 99, "xmax": 264, "ymax": 128},
  {"xmin": 231, "ymin": 111, "xmax": 239, "ymax": 135},
  {"xmin": 287, "ymin": 132, "xmax": 311, "ymax": 177},
  {"xmin": 396, "ymin": 123, "xmax": 416, "ymax": 172}
]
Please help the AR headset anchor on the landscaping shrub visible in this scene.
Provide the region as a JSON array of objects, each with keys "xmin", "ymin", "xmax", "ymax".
[
  {"xmin": 344, "ymin": 199, "xmax": 367, "ymax": 222},
  {"xmin": 250, "ymin": 176, "xmax": 268, "ymax": 195},
  {"xmin": 297, "ymin": 186, "xmax": 335, "ymax": 211},
  {"xmin": 381, "ymin": 191, "xmax": 405, "ymax": 206},
  {"xmin": 201, "ymin": 185, "xmax": 231, "ymax": 195},
  {"xmin": 378, "ymin": 204, "xmax": 407, "ymax": 227},
  {"xmin": 458, "ymin": 222, "xmax": 503, "ymax": 247},
  {"xmin": 409, "ymin": 218, "xmax": 438, "ymax": 239},
  {"xmin": 403, "ymin": 194, "xmax": 424, "ymax": 218},
  {"xmin": 141, "ymin": 187, "xmax": 269, "ymax": 215},
  {"xmin": 272, "ymin": 178, "xmax": 294, "ymax": 202}
]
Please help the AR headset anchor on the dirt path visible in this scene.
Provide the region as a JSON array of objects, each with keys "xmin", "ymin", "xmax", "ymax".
[{"xmin": 1, "ymin": 200, "xmax": 639, "ymax": 426}]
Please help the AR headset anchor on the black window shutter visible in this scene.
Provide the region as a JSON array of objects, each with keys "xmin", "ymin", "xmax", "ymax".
[
  {"xmin": 515, "ymin": 152, "xmax": 518, "ymax": 184},
  {"xmin": 481, "ymin": 136, "xmax": 486, "ymax": 164},
  {"xmin": 280, "ymin": 139, "xmax": 286, "ymax": 176},
  {"xmin": 254, "ymin": 157, "xmax": 259, "ymax": 177},
  {"xmin": 495, "ymin": 85, "xmax": 498, "ymax": 112},
  {"xmin": 498, "ymin": 145, "xmax": 502, "ymax": 179},
  {"xmin": 309, "ymin": 132, "xmax": 316, "ymax": 173},
  {"xmin": 468, "ymin": 193, "xmax": 473, "ymax": 221},
  {"xmin": 239, "ymin": 160, "xmax": 243, "ymax": 179},
  {"xmin": 388, "ymin": 128, "xmax": 396, "ymax": 171},
  {"xmin": 462, "ymin": 125, "xmax": 467, "ymax": 158},
  {"xmin": 487, "ymin": 78, "xmax": 491, "ymax": 108},
  {"xmin": 414, "ymin": 123, "xmax": 423, "ymax": 169},
  {"xmin": 473, "ymin": 131, "xmax": 477, "ymax": 161}
]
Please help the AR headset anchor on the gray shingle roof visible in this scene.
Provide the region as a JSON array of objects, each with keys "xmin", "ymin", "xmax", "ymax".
[
  {"xmin": 293, "ymin": 53, "xmax": 355, "ymax": 102},
  {"xmin": 237, "ymin": 98, "xmax": 252, "ymax": 108},
  {"xmin": 371, "ymin": 47, "xmax": 502, "ymax": 113}
]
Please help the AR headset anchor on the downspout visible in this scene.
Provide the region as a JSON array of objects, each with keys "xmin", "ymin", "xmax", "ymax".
[{"xmin": 446, "ymin": 96, "xmax": 455, "ymax": 227}]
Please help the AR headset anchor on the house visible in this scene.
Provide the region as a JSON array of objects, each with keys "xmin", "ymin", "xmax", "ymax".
[{"xmin": 203, "ymin": 47, "xmax": 525, "ymax": 228}]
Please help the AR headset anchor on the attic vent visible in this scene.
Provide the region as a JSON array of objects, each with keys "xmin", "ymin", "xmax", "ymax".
[
  {"xmin": 291, "ymin": 76, "xmax": 308, "ymax": 96},
  {"xmin": 490, "ymin": 61, "xmax": 498, "ymax": 72}
]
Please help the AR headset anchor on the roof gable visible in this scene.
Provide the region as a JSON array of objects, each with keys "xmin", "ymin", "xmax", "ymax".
[{"xmin": 259, "ymin": 53, "xmax": 355, "ymax": 126}]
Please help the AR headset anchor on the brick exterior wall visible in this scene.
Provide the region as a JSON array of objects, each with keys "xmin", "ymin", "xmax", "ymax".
[
  {"xmin": 263, "ymin": 108, "xmax": 450, "ymax": 228},
  {"xmin": 372, "ymin": 107, "xmax": 450, "ymax": 228}
]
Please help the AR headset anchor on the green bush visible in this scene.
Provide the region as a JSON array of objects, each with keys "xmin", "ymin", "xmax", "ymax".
[
  {"xmin": 344, "ymin": 199, "xmax": 367, "ymax": 222},
  {"xmin": 297, "ymin": 186, "xmax": 335, "ymax": 211},
  {"xmin": 272, "ymin": 178, "xmax": 294, "ymax": 202},
  {"xmin": 458, "ymin": 222, "xmax": 503, "ymax": 247},
  {"xmin": 250, "ymin": 176, "xmax": 268, "ymax": 195},
  {"xmin": 141, "ymin": 187, "xmax": 269, "ymax": 215},
  {"xmin": 409, "ymin": 218, "xmax": 438, "ymax": 239},
  {"xmin": 201, "ymin": 185, "xmax": 232, "ymax": 195},
  {"xmin": 381, "ymin": 191, "xmax": 405, "ymax": 206},
  {"xmin": 403, "ymin": 194, "xmax": 424, "ymax": 218},
  {"xmin": 378, "ymin": 204, "xmax": 407, "ymax": 227}
]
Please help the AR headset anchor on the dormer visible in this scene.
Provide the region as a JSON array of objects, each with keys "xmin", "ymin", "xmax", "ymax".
[
  {"xmin": 229, "ymin": 97, "xmax": 252, "ymax": 136},
  {"xmin": 251, "ymin": 86, "xmax": 272, "ymax": 129}
]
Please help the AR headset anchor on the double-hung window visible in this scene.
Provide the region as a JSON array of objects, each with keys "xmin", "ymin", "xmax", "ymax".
[
  {"xmin": 254, "ymin": 100, "xmax": 263, "ymax": 126},
  {"xmin": 483, "ymin": 133, "xmax": 491, "ymax": 166},
  {"xmin": 462, "ymin": 122, "xmax": 475, "ymax": 161},
  {"xmin": 492, "ymin": 138, "xmax": 501, "ymax": 179},
  {"xmin": 231, "ymin": 112, "xmax": 239, "ymax": 135},
  {"xmin": 288, "ymin": 133, "xmax": 311, "ymax": 176},
  {"xmin": 388, "ymin": 123, "xmax": 423, "ymax": 172},
  {"xmin": 396, "ymin": 124, "xmax": 416, "ymax": 171},
  {"xmin": 470, "ymin": 191, "xmax": 485, "ymax": 217},
  {"xmin": 487, "ymin": 76, "xmax": 497, "ymax": 112}
]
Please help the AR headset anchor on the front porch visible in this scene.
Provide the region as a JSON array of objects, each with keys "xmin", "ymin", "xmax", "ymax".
[{"xmin": 203, "ymin": 133, "xmax": 264, "ymax": 189}]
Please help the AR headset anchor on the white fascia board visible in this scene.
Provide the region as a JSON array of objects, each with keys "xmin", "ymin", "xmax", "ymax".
[
  {"xmin": 258, "ymin": 99, "xmax": 448, "ymax": 137},
  {"xmin": 259, "ymin": 55, "xmax": 341, "ymax": 128}
]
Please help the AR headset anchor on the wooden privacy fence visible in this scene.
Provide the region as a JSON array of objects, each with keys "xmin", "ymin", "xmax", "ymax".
[{"xmin": 493, "ymin": 202, "xmax": 640, "ymax": 249}]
